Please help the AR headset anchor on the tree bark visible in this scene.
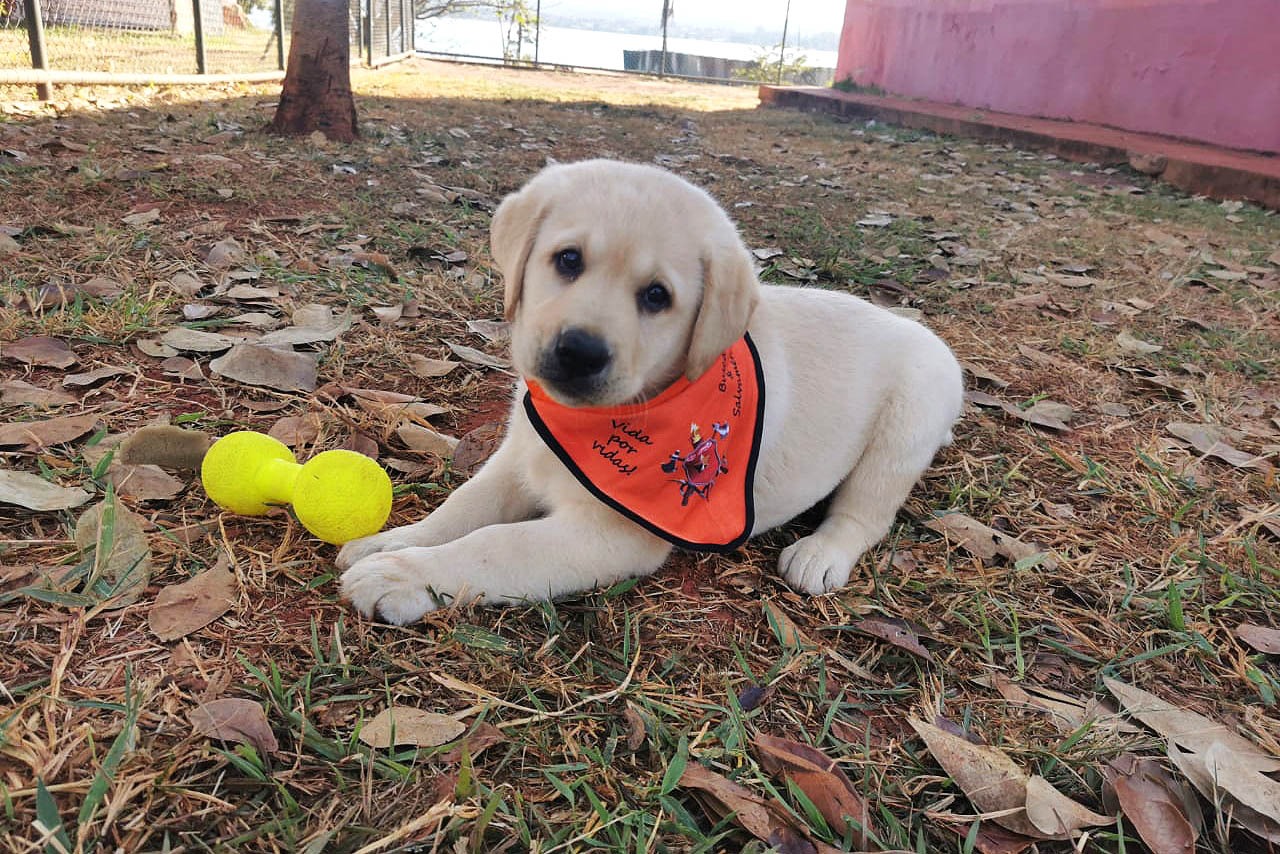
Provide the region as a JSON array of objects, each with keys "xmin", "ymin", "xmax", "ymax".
[{"xmin": 268, "ymin": 0, "xmax": 358, "ymax": 142}]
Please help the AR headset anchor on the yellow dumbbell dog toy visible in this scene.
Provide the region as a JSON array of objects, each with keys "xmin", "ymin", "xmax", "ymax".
[{"xmin": 201, "ymin": 431, "xmax": 392, "ymax": 545}]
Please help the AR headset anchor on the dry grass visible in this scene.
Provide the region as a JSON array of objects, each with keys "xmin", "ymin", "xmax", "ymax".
[{"xmin": 1, "ymin": 59, "xmax": 1279, "ymax": 853}]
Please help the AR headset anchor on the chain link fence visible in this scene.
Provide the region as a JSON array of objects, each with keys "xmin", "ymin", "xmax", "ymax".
[
  {"xmin": 362, "ymin": 0, "xmax": 414, "ymax": 66},
  {"xmin": 414, "ymin": 1, "xmax": 838, "ymax": 86},
  {"xmin": 1, "ymin": 0, "xmax": 284, "ymax": 79},
  {"xmin": 1, "ymin": 0, "xmax": 412, "ymax": 96}
]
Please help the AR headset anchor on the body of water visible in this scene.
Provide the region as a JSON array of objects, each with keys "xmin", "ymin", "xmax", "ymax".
[{"xmin": 417, "ymin": 16, "xmax": 837, "ymax": 72}]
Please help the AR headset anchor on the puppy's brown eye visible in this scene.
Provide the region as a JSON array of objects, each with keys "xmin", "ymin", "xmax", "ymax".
[
  {"xmin": 638, "ymin": 282, "xmax": 671, "ymax": 313},
  {"xmin": 554, "ymin": 248, "xmax": 583, "ymax": 278}
]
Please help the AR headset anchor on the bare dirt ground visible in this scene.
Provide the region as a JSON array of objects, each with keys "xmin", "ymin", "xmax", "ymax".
[{"xmin": 2, "ymin": 59, "xmax": 1279, "ymax": 853}]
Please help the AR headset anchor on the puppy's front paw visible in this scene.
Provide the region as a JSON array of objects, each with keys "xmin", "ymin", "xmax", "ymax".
[
  {"xmin": 340, "ymin": 549, "xmax": 447, "ymax": 624},
  {"xmin": 336, "ymin": 528, "xmax": 417, "ymax": 570},
  {"xmin": 778, "ymin": 533, "xmax": 858, "ymax": 595}
]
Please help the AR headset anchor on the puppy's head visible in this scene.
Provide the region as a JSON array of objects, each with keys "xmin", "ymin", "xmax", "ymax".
[{"xmin": 490, "ymin": 159, "xmax": 759, "ymax": 407}]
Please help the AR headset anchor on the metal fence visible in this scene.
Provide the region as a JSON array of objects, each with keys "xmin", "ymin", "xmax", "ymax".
[
  {"xmin": 362, "ymin": 0, "xmax": 414, "ymax": 66},
  {"xmin": 0, "ymin": 0, "xmax": 412, "ymax": 97},
  {"xmin": 413, "ymin": 1, "xmax": 838, "ymax": 86}
]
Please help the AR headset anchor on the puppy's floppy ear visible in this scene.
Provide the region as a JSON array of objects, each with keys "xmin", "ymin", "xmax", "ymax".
[
  {"xmin": 490, "ymin": 183, "xmax": 547, "ymax": 322},
  {"xmin": 685, "ymin": 239, "xmax": 761, "ymax": 380}
]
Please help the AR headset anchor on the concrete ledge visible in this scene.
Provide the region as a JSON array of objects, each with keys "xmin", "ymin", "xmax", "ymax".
[{"xmin": 759, "ymin": 86, "xmax": 1280, "ymax": 210}]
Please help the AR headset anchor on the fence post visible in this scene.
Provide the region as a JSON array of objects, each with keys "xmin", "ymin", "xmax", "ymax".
[
  {"xmin": 192, "ymin": 0, "xmax": 207, "ymax": 74},
  {"xmin": 776, "ymin": 0, "xmax": 791, "ymax": 85},
  {"xmin": 274, "ymin": 0, "xmax": 285, "ymax": 70},
  {"xmin": 364, "ymin": 0, "xmax": 373, "ymax": 66},
  {"xmin": 660, "ymin": 0, "xmax": 671, "ymax": 75},
  {"xmin": 384, "ymin": 0, "xmax": 391, "ymax": 58},
  {"xmin": 534, "ymin": 0, "xmax": 540, "ymax": 64},
  {"xmin": 24, "ymin": 0, "xmax": 52, "ymax": 100}
]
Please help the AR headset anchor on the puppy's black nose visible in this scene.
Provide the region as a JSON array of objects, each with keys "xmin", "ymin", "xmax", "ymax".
[{"xmin": 552, "ymin": 327, "xmax": 611, "ymax": 380}]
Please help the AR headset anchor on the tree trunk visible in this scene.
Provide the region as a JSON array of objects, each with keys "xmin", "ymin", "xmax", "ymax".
[{"xmin": 269, "ymin": 0, "xmax": 358, "ymax": 142}]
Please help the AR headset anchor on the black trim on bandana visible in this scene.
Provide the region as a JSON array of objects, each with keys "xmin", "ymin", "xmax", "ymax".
[{"xmin": 522, "ymin": 333, "xmax": 766, "ymax": 553}]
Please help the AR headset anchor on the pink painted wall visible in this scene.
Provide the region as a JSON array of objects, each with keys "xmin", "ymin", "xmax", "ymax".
[{"xmin": 835, "ymin": 0, "xmax": 1280, "ymax": 154}]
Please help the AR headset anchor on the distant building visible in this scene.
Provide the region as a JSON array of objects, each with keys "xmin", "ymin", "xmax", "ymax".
[{"xmin": 624, "ymin": 50, "xmax": 833, "ymax": 85}]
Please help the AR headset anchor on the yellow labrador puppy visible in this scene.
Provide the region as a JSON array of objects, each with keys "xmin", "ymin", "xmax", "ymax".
[{"xmin": 339, "ymin": 159, "xmax": 962, "ymax": 624}]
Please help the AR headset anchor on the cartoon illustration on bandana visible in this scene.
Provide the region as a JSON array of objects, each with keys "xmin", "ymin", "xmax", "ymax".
[{"xmin": 661, "ymin": 421, "xmax": 730, "ymax": 505}]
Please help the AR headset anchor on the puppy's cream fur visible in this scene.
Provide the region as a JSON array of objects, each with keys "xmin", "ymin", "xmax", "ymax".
[{"xmin": 339, "ymin": 160, "xmax": 963, "ymax": 624}]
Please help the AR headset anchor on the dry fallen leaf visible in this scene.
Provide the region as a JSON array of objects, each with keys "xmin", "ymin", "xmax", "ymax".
[
  {"xmin": 73, "ymin": 494, "xmax": 152, "ymax": 609},
  {"xmin": 445, "ymin": 340, "xmax": 512, "ymax": 371},
  {"xmin": 466, "ymin": 319, "xmax": 511, "ymax": 343},
  {"xmin": 965, "ymin": 391, "xmax": 1071, "ymax": 432},
  {"xmin": 211, "ymin": 344, "xmax": 318, "ymax": 393},
  {"xmin": 190, "ymin": 698, "xmax": 279, "ymax": 754},
  {"xmin": 342, "ymin": 387, "xmax": 448, "ymax": 422},
  {"xmin": 851, "ymin": 616, "xmax": 933, "ymax": 661},
  {"xmin": 121, "ymin": 207, "xmax": 161, "ymax": 226},
  {"xmin": 1167, "ymin": 422, "xmax": 1271, "ymax": 472},
  {"xmin": 1168, "ymin": 743, "xmax": 1280, "ymax": 843},
  {"xmin": 107, "ymin": 463, "xmax": 185, "ymax": 502},
  {"xmin": 941, "ymin": 821, "xmax": 1036, "ymax": 854},
  {"xmin": 369, "ymin": 304, "xmax": 403, "ymax": 324},
  {"xmin": 118, "ymin": 425, "xmax": 211, "ymax": 470},
  {"xmin": 762, "ymin": 600, "xmax": 807, "ymax": 648},
  {"xmin": 397, "ymin": 423, "xmax": 459, "ymax": 457},
  {"xmin": 909, "ymin": 718, "xmax": 1098, "ymax": 839},
  {"xmin": 439, "ymin": 722, "xmax": 506, "ymax": 763},
  {"xmin": 926, "ymin": 513, "xmax": 1056, "ymax": 569},
  {"xmin": 161, "ymin": 356, "xmax": 204, "ymax": 381},
  {"xmin": 1022, "ymin": 400, "xmax": 1074, "ymax": 429},
  {"xmin": 149, "ymin": 563, "xmax": 237, "ymax": 641},
  {"xmin": 135, "ymin": 338, "xmax": 179, "ymax": 358},
  {"xmin": 1117, "ymin": 330, "xmax": 1163, "ymax": 355},
  {"xmin": 205, "ymin": 237, "xmax": 246, "ymax": 268},
  {"xmin": 0, "ymin": 413, "xmax": 100, "ymax": 451},
  {"xmin": 451, "ymin": 422, "xmax": 504, "ymax": 477},
  {"xmin": 359, "ymin": 706, "xmax": 466, "ymax": 748},
  {"xmin": 159, "ymin": 327, "xmax": 243, "ymax": 353},
  {"xmin": 1105, "ymin": 755, "xmax": 1197, "ymax": 854},
  {"xmin": 0, "ymin": 379, "xmax": 77, "ymax": 407},
  {"xmin": 4, "ymin": 335, "xmax": 78, "ymax": 368},
  {"xmin": 678, "ymin": 762, "xmax": 838, "ymax": 854},
  {"xmin": 408, "ymin": 354, "xmax": 460, "ymax": 378},
  {"xmin": 259, "ymin": 305, "xmax": 354, "ymax": 346},
  {"xmin": 268, "ymin": 414, "xmax": 322, "ymax": 447},
  {"xmin": 62, "ymin": 366, "xmax": 128, "ymax": 388},
  {"xmin": 0, "ymin": 469, "xmax": 91, "ymax": 511},
  {"xmin": 1023, "ymin": 774, "xmax": 1112, "ymax": 837},
  {"xmin": 1236, "ymin": 623, "xmax": 1280, "ymax": 654},
  {"xmin": 1203, "ymin": 741, "xmax": 1280, "ymax": 824},
  {"xmin": 341, "ymin": 432, "xmax": 380, "ymax": 459},
  {"xmin": 1105, "ymin": 678, "xmax": 1280, "ymax": 773},
  {"xmin": 959, "ymin": 361, "xmax": 1010, "ymax": 389},
  {"xmin": 984, "ymin": 676, "xmax": 1131, "ymax": 736},
  {"xmin": 753, "ymin": 732, "xmax": 875, "ymax": 849},
  {"xmin": 622, "ymin": 705, "xmax": 647, "ymax": 752},
  {"xmin": 20, "ymin": 277, "xmax": 124, "ymax": 311}
]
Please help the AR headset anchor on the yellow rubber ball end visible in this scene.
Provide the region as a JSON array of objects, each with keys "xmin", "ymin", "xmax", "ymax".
[
  {"xmin": 292, "ymin": 450, "xmax": 393, "ymax": 545},
  {"xmin": 201, "ymin": 431, "xmax": 296, "ymax": 516}
]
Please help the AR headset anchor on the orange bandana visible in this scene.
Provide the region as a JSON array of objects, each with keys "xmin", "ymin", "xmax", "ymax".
[{"xmin": 524, "ymin": 334, "xmax": 765, "ymax": 552}]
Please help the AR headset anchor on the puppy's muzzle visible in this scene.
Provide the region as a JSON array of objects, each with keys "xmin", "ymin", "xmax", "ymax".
[{"xmin": 538, "ymin": 327, "xmax": 612, "ymax": 398}]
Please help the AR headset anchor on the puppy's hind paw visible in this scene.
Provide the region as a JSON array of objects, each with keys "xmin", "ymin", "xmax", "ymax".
[{"xmin": 778, "ymin": 533, "xmax": 857, "ymax": 595}]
